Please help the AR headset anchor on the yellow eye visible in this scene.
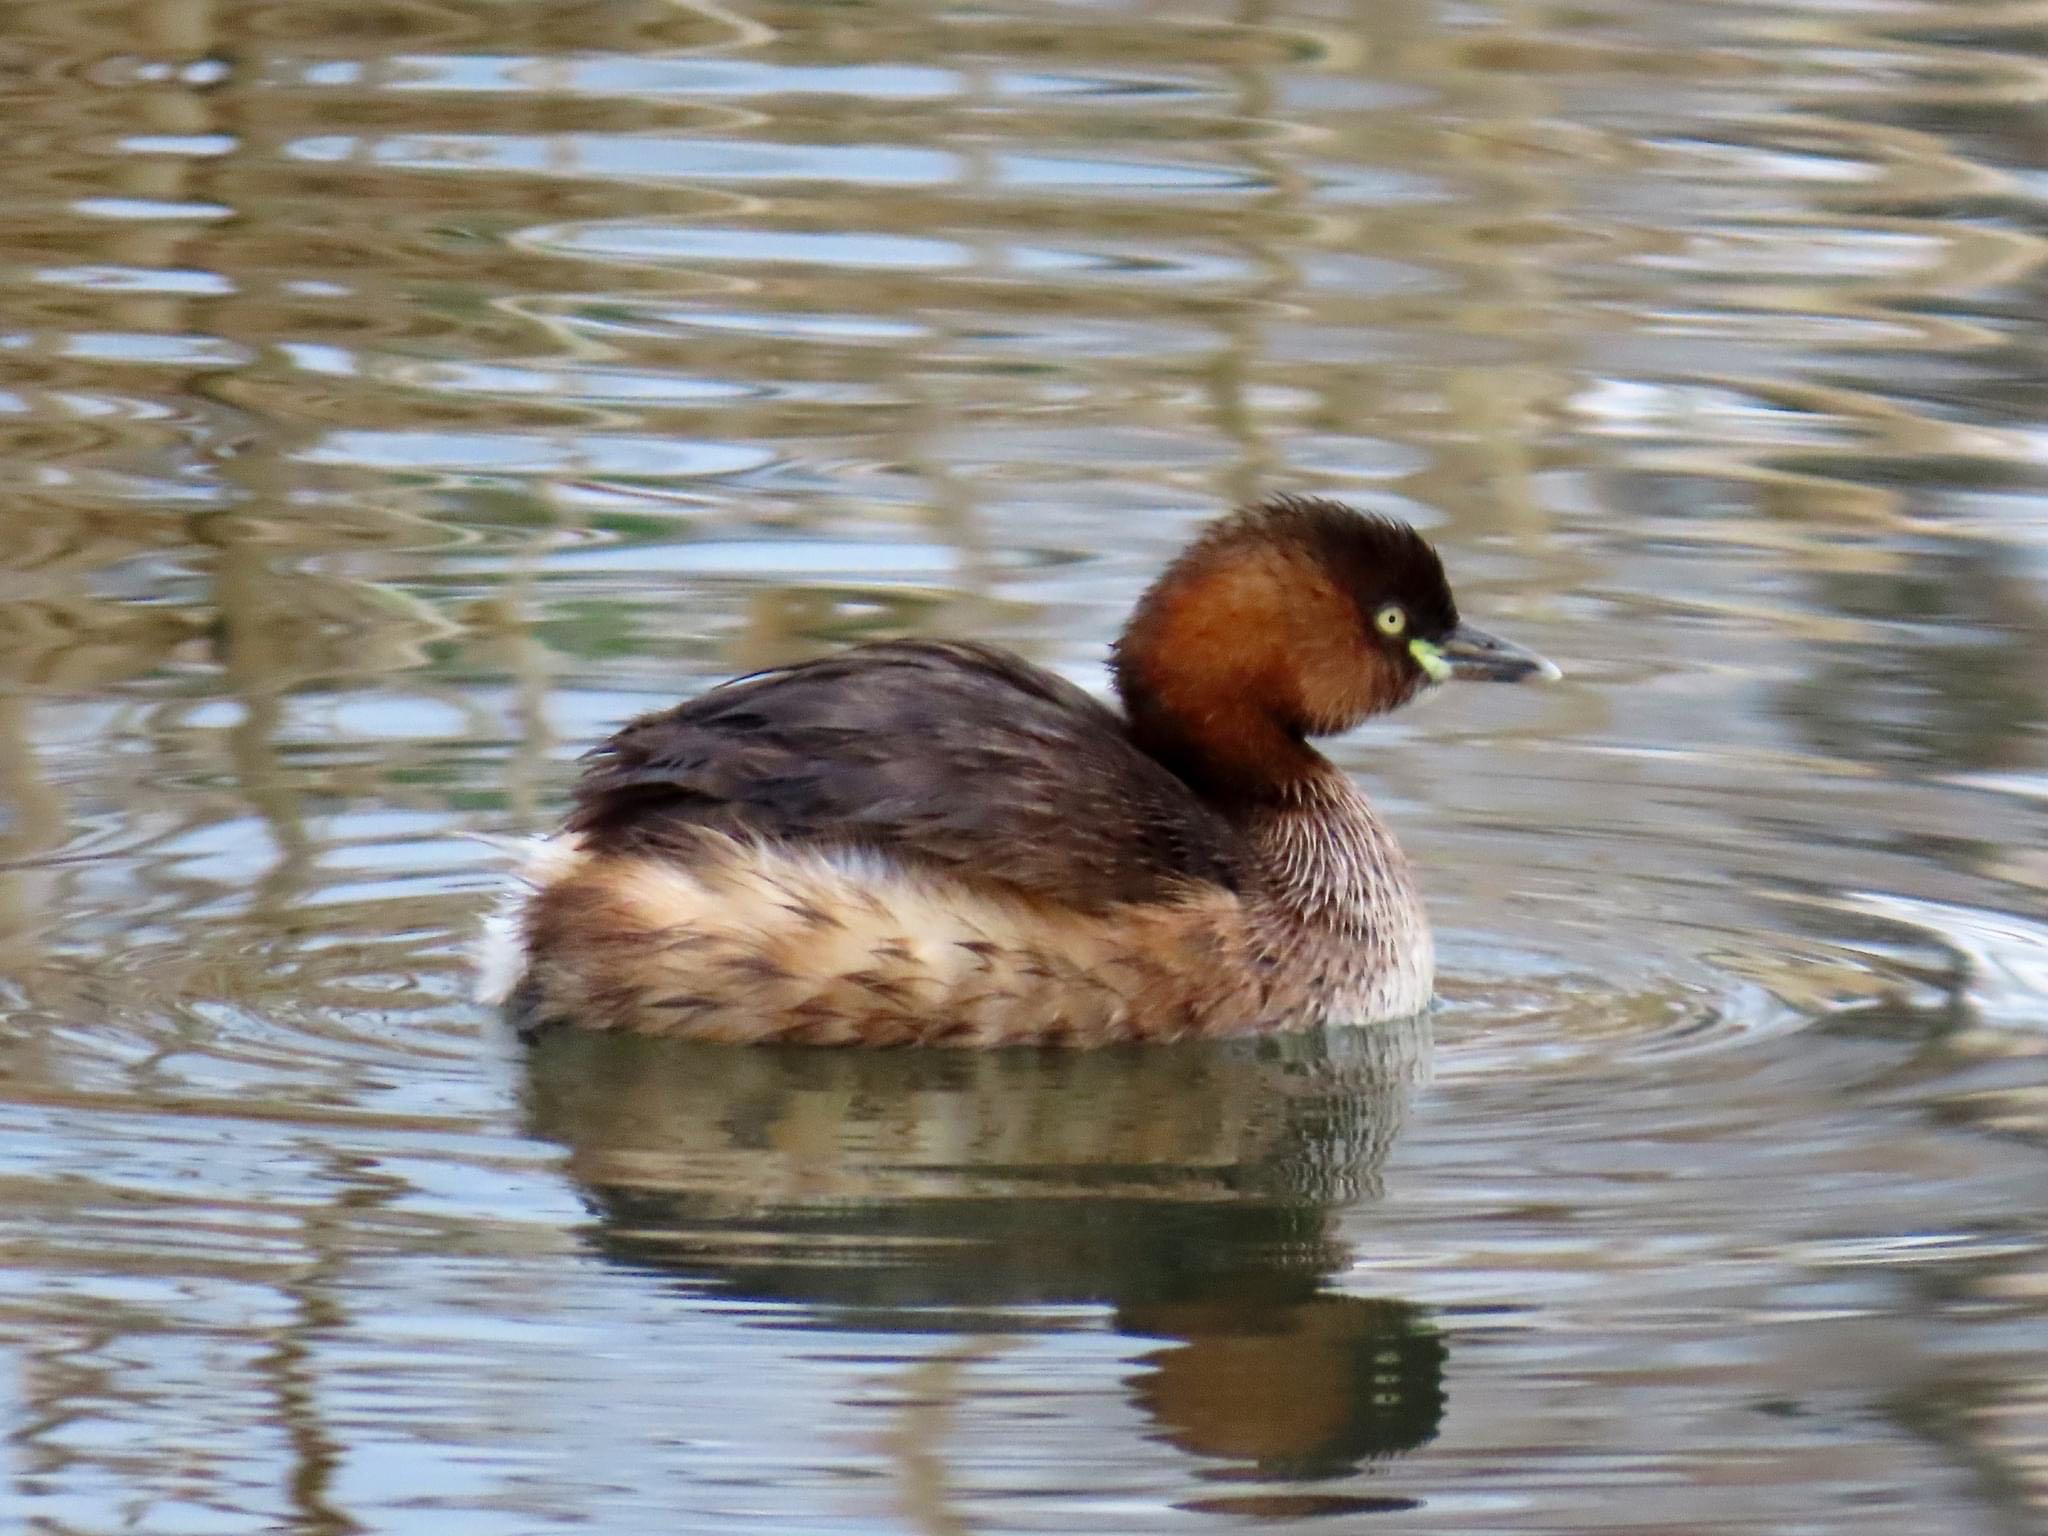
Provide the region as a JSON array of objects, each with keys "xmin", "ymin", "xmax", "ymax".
[{"xmin": 1374, "ymin": 604, "xmax": 1407, "ymax": 637}]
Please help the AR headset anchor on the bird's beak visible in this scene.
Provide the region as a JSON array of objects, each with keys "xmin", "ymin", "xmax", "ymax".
[{"xmin": 1411, "ymin": 622, "xmax": 1561, "ymax": 684}]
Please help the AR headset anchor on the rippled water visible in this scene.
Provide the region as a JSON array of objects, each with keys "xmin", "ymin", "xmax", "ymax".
[{"xmin": 3, "ymin": 0, "xmax": 2047, "ymax": 1530}]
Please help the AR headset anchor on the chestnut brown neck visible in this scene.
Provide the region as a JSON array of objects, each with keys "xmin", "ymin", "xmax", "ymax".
[
  {"xmin": 1112, "ymin": 540, "xmax": 1360, "ymax": 807},
  {"xmin": 1121, "ymin": 685, "xmax": 1326, "ymax": 806}
]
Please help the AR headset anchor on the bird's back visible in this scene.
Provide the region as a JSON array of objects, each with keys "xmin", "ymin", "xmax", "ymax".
[{"xmin": 567, "ymin": 639, "xmax": 1247, "ymax": 911}]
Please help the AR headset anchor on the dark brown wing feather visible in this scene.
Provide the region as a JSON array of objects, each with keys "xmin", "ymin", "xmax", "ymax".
[{"xmin": 566, "ymin": 639, "xmax": 1245, "ymax": 911}]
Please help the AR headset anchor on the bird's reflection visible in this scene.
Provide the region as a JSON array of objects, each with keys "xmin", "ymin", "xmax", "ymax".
[{"xmin": 522, "ymin": 1019, "xmax": 1445, "ymax": 1485}]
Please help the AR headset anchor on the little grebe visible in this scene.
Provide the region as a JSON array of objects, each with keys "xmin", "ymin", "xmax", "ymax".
[{"xmin": 485, "ymin": 496, "xmax": 1556, "ymax": 1045}]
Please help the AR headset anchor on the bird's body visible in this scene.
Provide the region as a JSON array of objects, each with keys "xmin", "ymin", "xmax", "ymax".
[{"xmin": 486, "ymin": 497, "xmax": 1554, "ymax": 1046}]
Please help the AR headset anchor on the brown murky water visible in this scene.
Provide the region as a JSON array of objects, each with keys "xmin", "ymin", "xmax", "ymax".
[{"xmin": 2, "ymin": 1, "xmax": 2047, "ymax": 1531}]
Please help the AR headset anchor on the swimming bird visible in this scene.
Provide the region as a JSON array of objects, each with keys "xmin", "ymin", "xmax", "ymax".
[{"xmin": 486, "ymin": 495, "xmax": 1556, "ymax": 1045}]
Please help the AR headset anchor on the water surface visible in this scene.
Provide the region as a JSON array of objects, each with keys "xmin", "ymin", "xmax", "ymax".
[{"xmin": 3, "ymin": 1, "xmax": 2047, "ymax": 1531}]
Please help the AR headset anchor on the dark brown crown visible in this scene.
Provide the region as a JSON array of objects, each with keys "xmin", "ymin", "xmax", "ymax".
[{"xmin": 1193, "ymin": 495, "xmax": 1458, "ymax": 639}]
